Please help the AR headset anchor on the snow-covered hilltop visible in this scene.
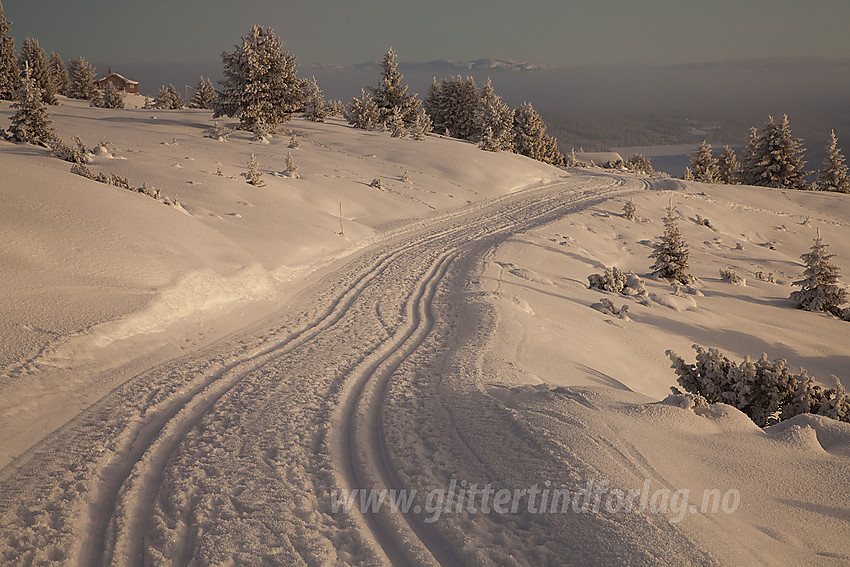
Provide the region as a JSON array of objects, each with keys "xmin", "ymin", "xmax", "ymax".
[{"xmin": 1, "ymin": 96, "xmax": 849, "ymax": 564}]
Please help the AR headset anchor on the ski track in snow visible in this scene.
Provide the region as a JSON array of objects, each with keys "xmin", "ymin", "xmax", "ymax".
[{"xmin": 0, "ymin": 172, "xmax": 646, "ymax": 566}]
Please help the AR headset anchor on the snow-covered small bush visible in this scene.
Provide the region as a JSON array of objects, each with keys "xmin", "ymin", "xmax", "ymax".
[
  {"xmin": 719, "ymin": 269, "xmax": 746, "ymax": 285},
  {"xmin": 591, "ymin": 298, "xmax": 630, "ymax": 319},
  {"xmin": 401, "ymin": 170, "xmax": 410, "ymax": 183},
  {"xmin": 52, "ymin": 137, "xmax": 86, "ymax": 164},
  {"xmin": 790, "ymin": 233, "xmax": 848, "ymax": 318},
  {"xmin": 370, "ymin": 178, "xmax": 382, "ymax": 190},
  {"xmin": 204, "ymin": 121, "xmax": 232, "ymax": 141},
  {"xmin": 668, "ymin": 345, "xmax": 849, "ymax": 426},
  {"xmin": 627, "ymin": 153, "xmax": 653, "ymax": 174},
  {"xmin": 755, "ymin": 271, "xmax": 775, "ymax": 283},
  {"xmin": 71, "ymin": 162, "xmax": 95, "ymax": 179},
  {"xmin": 288, "ymin": 132, "xmax": 299, "ymax": 148},
  {"xmin": 588, "ymin": 266, "xmax": 647, "ymax": 297},
  {"xmin": 623, "ymin": 200, "xmax": 637, "ymax": 221},
  {"xmin": 245, "ymin": 154, "xmax": 265, "ymax": 187}
]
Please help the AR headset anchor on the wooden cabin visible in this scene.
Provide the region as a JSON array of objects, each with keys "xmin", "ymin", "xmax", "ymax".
[{"xmin": 96, "ymin": 69, "xmax": 139, "ymax": 94}]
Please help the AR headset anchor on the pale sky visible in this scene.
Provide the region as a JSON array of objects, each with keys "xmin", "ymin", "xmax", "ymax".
[{"xmin": 3, "ymin": 0, "xmax": 850, "ymax": 68}]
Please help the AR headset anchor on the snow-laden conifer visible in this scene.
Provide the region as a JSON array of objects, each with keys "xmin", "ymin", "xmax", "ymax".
[
  {"xmin": 345, "ymin": 89, "xmax": 381, "ymax": 131},
  {"xmin": 410, "ymin": 106, "xmax": 432, "ymax": 141},
  {"xmin": 623, "ymin": 200, "xmax": 637, "ymax": 221},
  {"xmin": 688, "ymin": 140, "xmax": 718, "ymax": 183},
  {"xmin": 0, "ymin": 0, "xmax": 18, "ymax": 100},
  {"xmin": 477, "ymin": 79, "xmax": 514, "ymax": 152},
  {"xmin": 245, "ymin": 154, "xmax": 265, "ymax": 186},
  {"xmin": 512, "ymin": 103, "xmax": 564, "ymax": 165},
  {"xmin": 302, "ymin": 76, "xmax": 327, "ymax": 122},
  {"xmin": 284, "ymin": 151, "xmax": 299, "ymax": 178},
  {"xmin": 425, "ymin": 75, "xmax": 480, "ymax": 141},
  {"xmin": 744, "ymin": 115, "xmax": 807, "ymax": 190},
  {"xmin": 740, "ymin": 126, "xmax": 760, "ymax": 186},
  {"xmin": 790, "ymin": 231, "xmax": 848, "ymax": 317},
  {"xmin": 214, "ymin": 26, "xmax": 305, "ymax": 132},
  {"xmin": 650, "ymin": 202, "xmax": 692, "ymax": 284},
  {"xmin": 18, "ymin": 37, "xmax": 54, "ymax": 104},
  {"xmin": 817, "ymin": 130, "xmax": 850, "ymax": 193},
  {"xmin": 94, "ymin": 81, "xmax": 124, "ymax": 109},
  {"xmin": 156, "ymin": 84, "xmax": 183, "ymax": 109},
  {"xmin": 716, "ymin": 145, "xmax": 739, "ymax": 184},
  {"xmin": 368, "ymin": 47, "xmax": 421, "ymax": 130},
  {"xmin": 47, "ymin": 52, "xmax": 69, "ymax": 97},
  {"xmin": 67, "ymin": 57, "xmax": 97, "ymax": 100},
  {"xmin": 7, "ymin": 63, "xmax": 53, "ymax": 145},
  {"xmin": 190, "ymin": 77, "xmax": 216, "ymax": 109}
]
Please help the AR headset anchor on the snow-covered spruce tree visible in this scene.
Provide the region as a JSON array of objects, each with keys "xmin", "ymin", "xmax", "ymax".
[
  {"xmin": 18, "ymin": 37, "xmax": 55, "ymax": 105},
  {"xmin": 94, "ymin": 81, "xmax": 124, "ymax": 109},
  {"xmin": 245, "ymin": 153, "xmax": 265, "ymax": 186},
  {"xmin": 682, "ymin": 167, "xmax": 695, "ymax": 181},
  {"xmin": 716, "ymin": 145, "xmax": 739, "ymax": 185},
  {"xmin": 7, "ymin": 64, "xmax": 53, "ymax": 146},
  {"xmin": 214, "ymin": 25, "xmax": 306, "ymax": 132},
  {"xmin": 156, "ymin": 84, "xmax": 183, "ymax": 109},
  {"xmin": 739, "ymin": 126, "xmax": 760, "ymax": 186},
  {"xmin": 410, "ymin": 106, "xmax": 432, "ymax": 141},
  {"xmin": 424, "ymin": 75, "xmax": 480, "ymax": 141},
  {"xmin": 67, "ymin": 57, "xmax": 97, "ymax": 100},
  {"xmin": 623, "ymin": 200, "xmax": 637, "ymax": 221},
  {"xmin": 0, "ymin": 0, "xmax": 18, "ymax": 100},
  {"xmin": 284, "ymin": 151, "xmax": 298, "ymax": 178},
  {"xmin": 47, "ymin": 52, "xmax": 69, "ymax": 97},
  {"xmin": 189, "ymin": 77, "xmax": 216, "ymax": 109},
  {"xmin": 345, "ymin": 88, "xmax": 381, "ymax": 131},
  {"xmin": 688, "ymin": 140, "xmax": 718, "ymax": 183},
  {"xmin": 747, "ymin": 115, "xmax": 808, "ymax": 190},
  {"xmin": 477, "ymin": 78, "xmax": 514, "ymax": 152},
  {"xmin": 817, "ymin": 130, "xmax": 850, "ymax": 193},
  {"xmin": 302, "ymin": 76, "xmax": 327, "ymax": 122},
  {"xmin": 369, "ymin": 47, "xmax": 422, "ymax": 130},
  {"xmin": 388, "ymin": 108, "xmax": 409, "ymax": 138},
  {"xmin": 288, "ymin": 132, "xmax": 299, "ymax": 148},
  {"xmin": 650, "ymin": 203, "xmax": 692, "ymax": 284},
  {"xmin": 790, "ymin": 232, "xmax": 848, "ymax": 317},
  {"xmin": 512, "ymin": 102, "xmax": 564, "ymax": 165}
]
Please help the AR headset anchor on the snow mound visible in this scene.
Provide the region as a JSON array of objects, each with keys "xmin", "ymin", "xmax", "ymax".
[{"xmin": 766, "ymin": 413, "xmax": 850, "ymax": 457}]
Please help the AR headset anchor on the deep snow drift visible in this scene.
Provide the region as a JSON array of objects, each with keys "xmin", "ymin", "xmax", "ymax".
[{"xmin": 0, "ymin": 99, "xmax": 848, "ymax": 566}]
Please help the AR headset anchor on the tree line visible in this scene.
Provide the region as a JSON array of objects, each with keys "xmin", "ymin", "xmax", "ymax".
[{"xmin": 684, "ymin": 115, "xmax": 849, "ymax": 193}]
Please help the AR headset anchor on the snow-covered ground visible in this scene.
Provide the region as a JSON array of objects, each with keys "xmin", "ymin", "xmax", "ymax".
[{"xmin": 0, "ymin": 99, "xmax": 848, "ymax": 565}]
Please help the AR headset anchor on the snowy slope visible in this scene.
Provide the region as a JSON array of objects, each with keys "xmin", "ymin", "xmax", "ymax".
[
  {"xmin": 0, "ymin": 99, "xmax": 849, "ymax": 566},
  {"xmin": 0, "ymin": 97, "xmax": 560, "ymax": 466}
]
